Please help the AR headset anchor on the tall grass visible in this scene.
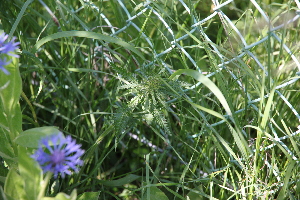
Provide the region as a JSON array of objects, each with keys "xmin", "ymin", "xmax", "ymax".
[{"xmin": 1, "ymin": 0, "xmax": 300, "ymax": 199}]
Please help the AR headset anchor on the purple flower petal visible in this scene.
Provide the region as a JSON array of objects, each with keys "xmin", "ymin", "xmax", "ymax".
[
  {"xmin": 0, "ymin": 33, "xmax": 20, "ymax": 75},
  {"xmin": 0, "ymin": 58, "xmax": 10, "ymax": 75},
  {"xmin": 0, "ymin": 33, "xmax": 9, "ymax": 44},
  {"xmin": 0, "ymin": 33, "xmax": 19, "ymax": 56},
  {"xmin": 31, "ymin": 133, "xmax": 85, "ymax": 178}
]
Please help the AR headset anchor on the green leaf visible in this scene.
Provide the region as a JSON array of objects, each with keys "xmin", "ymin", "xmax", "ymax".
[
  {"xmin": 41, "ymin": 193, "xmax": 70, "ymax": 200},
  {"xmin": 0, "ymin": 56, "xmax": 21, "ymax": 167},
  {"xmin": 98, "ymin": 174, "xmax": 140, "ymax": 187},
  {"xmin": 77, "ymin": 191, "xmax": 101, "ymax": 200},
  {"xmin": 18, "ymin": 146, "xmax": 42, "ymax": 200},
  {"xmin": 8, "ymin": 0, "xmax": 34, "ymax": 38},
  {"xmin": 169, "ymin": 69, "xmax": 232, "ymax": 116},
  {"xmin": 277, "ymin": 160, "xmax": 296, "ymax": 199},
  {"xmin": 0, "ymin": 57, "xmax": 22, "ymax": 129},
  {"xmin": 0, "ymin": 131, "xmax": 16, "ymax": 162},
  {"xmin": 3, "ymin": 169, "xmax": 26, "ymax": 200},
  {"xmin": 260, "ymin": 86, "xmax": 276, "ymax": 130},
  {"xmin": 0, "ymin": 49, "xmax": 22, "ymax": 116},
  {"xmin": 0, "ymin": 128, "xmax": 18, "ymax": 168},
  {"xmin": 41, "ymin": 190, "xmax": 77, "ymax": 200},
  {"xmin": 0, "ymin": 163, "xmax": 9, "ymax": 184},
  {"xmin": 186, "ymin": 185, "xmax": 205, "ymax": 200},
  {"xmin": 32, "ymin": 31, "xmax": 145, "ymax": 60},
  {"xmin": 14, "ymin": 126, "xmax": 61, "ymax": 148},
  {"xmin": 143, "ymin": 187, "xmax": 169, "ymax": 200}
]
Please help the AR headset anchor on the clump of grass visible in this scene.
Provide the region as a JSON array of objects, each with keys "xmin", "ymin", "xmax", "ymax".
[{"xmin": 1, "ymin": 0, "xmax": 300, "ymax": 199}]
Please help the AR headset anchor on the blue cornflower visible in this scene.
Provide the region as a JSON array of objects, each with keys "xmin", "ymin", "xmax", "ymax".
[
  {"xmin": 31, "ymin": 133, "xmax": 85, "ymax": 178},
  {"xmin": 0, "ymin": 33, "xmax": 20, "ymax": 74}
]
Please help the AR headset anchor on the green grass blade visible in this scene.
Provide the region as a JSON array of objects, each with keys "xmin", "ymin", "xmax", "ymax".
[
  {"xmin": 32, "ymin": 31, "xmax": 145, "ymax": 60},
  {"xmin": 169, "ymin": 69, "xmax": 232, "ymax": 116}
]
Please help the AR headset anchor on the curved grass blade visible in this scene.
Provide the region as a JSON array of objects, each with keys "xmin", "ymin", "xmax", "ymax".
[
  {"xmin": 169, "ymin": 69, "xmax": 232, "ymax": 116},
  {"xmin": 32, "ymin": 31, "xmax": 145, "ymax": 60}
]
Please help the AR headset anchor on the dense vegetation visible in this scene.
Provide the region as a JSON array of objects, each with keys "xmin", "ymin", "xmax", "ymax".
[{"xmin": 1, "ymin": 0, "xmax": 300, "ymax": 199}]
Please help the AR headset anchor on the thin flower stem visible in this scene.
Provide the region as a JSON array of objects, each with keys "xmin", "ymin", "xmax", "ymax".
[
  {"xmin": 21, "ymin": 91, "xmax": 39, "ymax": 127},
  {"xmin": 38, "ymin": 172, "xmax": 52, "ymax": 200}
]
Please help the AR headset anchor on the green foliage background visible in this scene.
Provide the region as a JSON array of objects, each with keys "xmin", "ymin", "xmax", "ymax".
[{"xmin": 1, "ymin": 0, "xmax": 300, "ymax": 199}]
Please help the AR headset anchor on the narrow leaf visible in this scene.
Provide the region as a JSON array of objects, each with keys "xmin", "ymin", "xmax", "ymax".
[
  {"xmin": 98, "ymin": 174, "xmax": 140, "ymax": 187},
  {"xmin": 143, "ymin": 187, "xmax": 169, "ymax": 200},
  {"xmin": 32, "ymin": 31, "xmax": 145, "ymax": 60},
  {"xmin": 169, "ymin": 69, "xmax": 232, "ymax": 116}
]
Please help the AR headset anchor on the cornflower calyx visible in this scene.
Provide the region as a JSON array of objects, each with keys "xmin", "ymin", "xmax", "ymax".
[
  {"xmin": 31, "ymin": 133, "xmax": 85, "ymax": 178},
  {"xmin": 0, "ymin": 33, "xmax": 20, "ymax": 74}
]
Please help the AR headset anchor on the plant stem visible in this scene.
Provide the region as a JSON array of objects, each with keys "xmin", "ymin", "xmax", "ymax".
[{"xmin": 38, "ymin": 172, "xmax": 52, "ymax": 200}]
